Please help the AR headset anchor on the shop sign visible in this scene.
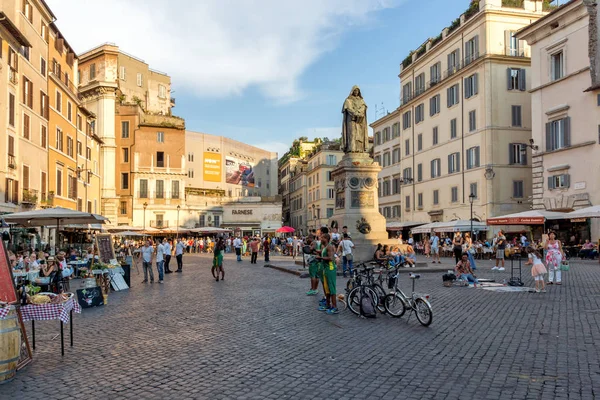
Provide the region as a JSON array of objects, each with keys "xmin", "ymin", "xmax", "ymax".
[{"xmin": 232, "ymin": 210, "xmax": 253, "ymax": 215}]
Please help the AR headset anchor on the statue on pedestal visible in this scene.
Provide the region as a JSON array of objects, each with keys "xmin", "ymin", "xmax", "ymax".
[{"xmin": 341, "ymin": 86, "xmax": 369, "ymax": 154}]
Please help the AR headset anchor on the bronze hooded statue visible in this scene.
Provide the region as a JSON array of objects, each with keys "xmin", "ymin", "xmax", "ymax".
[{"xmin": 341, "ymin": 85, "xmax": 369, "ymax": 153}]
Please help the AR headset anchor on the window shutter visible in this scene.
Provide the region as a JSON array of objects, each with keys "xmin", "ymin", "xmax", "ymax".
[
  {"xmin": 456, "ymin": 153, "xmax": 460, "ymax": 172},
  {"xmin": 430, "ymin": 97, "xmax": 434, "ymax": 116},
  {"xmin": 13, "ymin": 180, "xmax": 18, "ymax": 204},
  {"xmin": 564, "ymin": 174, "xmax": 570, "ymax": 188},
  {"xmin": 28, "ymin": 82, "xmax": 33, "ymax": 106},
  {"xmin": 447, "ymin": 154, "xmax": 452, "ymax": 174},
  {"xmin": 519, "ymin": 69, "xmax": 526, "ymax": 91},
  {"xmin": 473, "ymin": 73, "xmax": 479, "ymax": 95},
  {"xmin": 507, "ymin": 68, "xmax": 512, "ymax": 90},
  {"xmin": 517, "ymin": 38, "xmax": 524, "ymax": 56},
  {"xmin": 464, "ymin": 77, "xmax": 470, "ymax": 98},
  {"xmin": 447, "ymin": 53, "xmax": 452, "ymax": 71},
  {"xmin": 564, "ymin": 117, "xmax": 571, "ymax": 147},
  {"xmin": 475, "ymin": 147, "xmax": 480, "ymax": 167},
  {"xmin": 447, "ymin": 87, "xmax": 452, "ymax": 108},
  {"xmin": 455, "ymin": 85, "xmax": 460, "ymax": 104},
  {"xmin": 513, "ymin": 181, "xmax": 518, "ymax": 197},
  {"xmin": 504, "ymin": 30, "xmax": 511, "ymax": 55},
  {"xmin": 545, "ymin": 122, "xmax": 552, "ymax": 151},
  {"xmin": 521, "ymin": 146, "xmax": 527, "ymax": 165},
  {"xmin": 474, "ymin": 35, "xmax": 479, "ymax": 58},
  {"xmin": 548, "ymin": 176, "xmax": 554, "ymax": 189}
]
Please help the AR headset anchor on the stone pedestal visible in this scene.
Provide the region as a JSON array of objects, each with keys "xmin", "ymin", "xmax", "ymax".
[{"xmin": 329, "ymin": 153, "xmax": 393, "ymax": 262}]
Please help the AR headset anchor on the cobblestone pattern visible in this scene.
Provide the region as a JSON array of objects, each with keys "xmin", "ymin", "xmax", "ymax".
[{"xmin": 2, "ymin": 255, "xmax": 600, "ymax": 399}]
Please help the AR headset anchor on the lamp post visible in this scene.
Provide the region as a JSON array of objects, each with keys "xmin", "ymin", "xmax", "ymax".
[
  {"xmin": 143, "ymin": 202, "xmax": 148, "ymax": 239},
  {"xmin": 176, "ymin": 205, "xmax": 181, "ymax": 240},
  {"xmin": 469, "ymin": 193, "xmax": 476, "ymax": 239}
]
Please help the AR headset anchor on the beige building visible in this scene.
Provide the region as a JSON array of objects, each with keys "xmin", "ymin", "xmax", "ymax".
[
  {"xmin": 372, "ymin": 0, "xmax": 550, "ymax": 228},
  {"xmin": 289, "ymin": 160, "xmax": 308, "ymax": 234},
  {"xmin": 516, "ymin": 0, "xmax": 600, "ymax": 240},
  {"xmin": 0, "ymin": 1, "xmax": 53, "ymax": 212}
]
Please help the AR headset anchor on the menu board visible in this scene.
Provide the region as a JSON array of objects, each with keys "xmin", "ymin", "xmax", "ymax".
[
  {"xmin": 95, "ymin": 233, "xmax": 116, "ymax": 264},
  {"xmin": 0, "ymin": 240, "xmax": 18, "ymax": 304}
]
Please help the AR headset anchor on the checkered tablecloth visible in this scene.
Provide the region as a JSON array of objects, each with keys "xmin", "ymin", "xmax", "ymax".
[
  {"xmin": 0, "ymin": 306, "xmax": 10, "ymax": 319},
  {"xmin": 20, "ymin": 295, "xmax": 81, "ymax": 324}
]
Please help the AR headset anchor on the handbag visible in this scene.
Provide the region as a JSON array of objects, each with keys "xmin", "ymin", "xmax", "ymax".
[
  {"xmin": 345, "ymin": 253, "xmax": 353, "ymax": 261},
  {"xmin": 560, "ymin": 260, "xmax": 570, "ymax": 271}
]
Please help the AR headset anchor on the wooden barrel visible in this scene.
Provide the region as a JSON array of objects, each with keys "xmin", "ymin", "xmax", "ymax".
[{"xmin": 0, "ymin": 306, "xmax": 21, "ymax": 384}]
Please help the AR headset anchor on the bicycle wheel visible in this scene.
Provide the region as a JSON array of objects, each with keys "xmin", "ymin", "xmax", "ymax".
[
  {"xmin": 384, "ymin": 293, "xmax": 408, "ymax": 317},
  {"xmin": 347, "ymin": 286, "xmax": 378, "ymax": 316},
  {"xmin": 346, "ymin": 278, "xmax": 356, "ymax": 293},
  {"xmin": 371, "ymin": 284, "xmax": 387, "ymax": 313},
  {"xmin": 337, "ymin": 298, "xmax": 348, "ymax": 312},
  {"xmin": 415, "ymin": 298, "xmax": 433, "ymax": 326}
]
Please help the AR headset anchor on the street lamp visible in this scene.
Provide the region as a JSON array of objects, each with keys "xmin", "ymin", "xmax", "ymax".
[
  {"xmin": 469, "ymin": 192, "xmax": 476, "ymax": 239},
  {"xmin": 176, "ymin": 205, "xmax": 181, "ymax": 240},
  {"xmin": 143, "ymin": 202, "xmax": 148, "ymax": 239}
]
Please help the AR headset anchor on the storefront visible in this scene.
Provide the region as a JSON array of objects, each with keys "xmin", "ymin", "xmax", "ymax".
[{"xmin": 221, "ymin": 199, "xmax": 282, "ymax": 237}]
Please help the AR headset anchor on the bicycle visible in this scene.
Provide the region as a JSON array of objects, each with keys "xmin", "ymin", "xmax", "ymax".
[
  {"xmin": 346, "ymin": 264, "xmax": 385, "ymax": 315},
  {"xmin": 384, "ymin": 271, "xmax": 433, "ymax": 326}
]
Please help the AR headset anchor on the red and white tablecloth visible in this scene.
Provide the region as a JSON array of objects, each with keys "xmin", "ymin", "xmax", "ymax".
[
  {"xmin": 20, "ymin": 296, "xmax": 81, "ymax": 324},
  {"xmin": 0, "ymin": 306, "xmax": 10, "ymax": 319}
]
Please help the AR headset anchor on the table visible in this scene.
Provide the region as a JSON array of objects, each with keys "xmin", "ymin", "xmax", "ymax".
[
  {"xmin": 68, "ymin": 260, "xmax": 89, "ymax": 276},
  {"xmin": 12, "ymin": 269, "xmax": 41, "ymax": 282},
  {"xmin": 19, "ymin": 295, "xmax": 81, "ymax": 356}
]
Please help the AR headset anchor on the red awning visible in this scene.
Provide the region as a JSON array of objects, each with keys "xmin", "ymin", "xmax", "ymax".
[{"xmin": 487, "ymin": 217, "xmax": 545, "ymax": 225}]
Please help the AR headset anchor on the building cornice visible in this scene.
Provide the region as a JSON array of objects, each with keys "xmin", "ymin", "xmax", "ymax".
[{"xmin": 529, "ymin": 66, "xmax": 590, "ymax": 93}]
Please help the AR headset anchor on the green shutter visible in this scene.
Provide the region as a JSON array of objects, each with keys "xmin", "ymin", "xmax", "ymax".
[{"xmin": 546, "ymin": 122, "xmax": 552, "ymax": 151}]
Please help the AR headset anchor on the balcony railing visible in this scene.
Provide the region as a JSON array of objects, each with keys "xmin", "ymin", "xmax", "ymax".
[
  {"xmin": 22, "ymin": 189, "xmax": 38, "ymax": 205},
  {"xmin": 42, "ymin": 192, "xmax": 54, "ymax": 207},
  {"xmin": 150, "ymin": 220, "xmax": 169, "ymax": 229},
  {"xmin": 49, "ymin": 69, "xmax": 78, "ymax": 96},
  {"xmin": 8, "ymin": 155, "xmax": 16, "ymax": 170}
]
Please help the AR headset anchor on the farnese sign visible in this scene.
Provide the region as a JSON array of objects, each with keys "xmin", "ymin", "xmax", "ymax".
[{"xmin": 232, "ymin": 210, "xmax": 253, "ymax": 215}]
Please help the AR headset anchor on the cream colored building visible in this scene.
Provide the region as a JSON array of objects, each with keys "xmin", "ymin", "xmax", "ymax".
[
  {"xmin": 289, "ymin": 160, "xmax": 308, "ymax": 234},
  {"xmin": 0, "ymin": 1, "xmax": 53, "ymax": 212},
  {"xmin": 516, "ymin": 0, "xmax": 600, "ymax": 241},
  {"xmin": 372, "ymin": 0, "xmax": 550, "ymax": 228}
]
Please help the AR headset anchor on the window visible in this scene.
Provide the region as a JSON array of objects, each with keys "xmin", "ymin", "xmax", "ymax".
[
  {"xmin": 415, "ymin": 73, "xmax": 426, "ymax": 95},
  {"xmin": 470, "ymin": 182, "xmax": 478, "ymax": 199},
  {"xmin": 402, "ymin": 82, "xmax": 413, "ymax": 103},
  {"xmin": 156, "ymin": 152, "xmax": 165, "ymax": 168},
  {"xmin": 546, "ymin": 117, "xmax": 571, "ymax": 151},
  {"xmin": 67, "ymin": 137, "xmax": 73, "ymax": 157},
  {"xmin": 392, "ymin": 205, "xmax": 400, "ymax": 218},
  {"xmin": 393, "ymin": 177, "xmax": 401, "ymax": 194},
  {"xmin": 137, "ymin": 73, "xmax": 143, "ymax": 87},
  {"xmin": 417, "ymin": 163, "xmax": 423, "ymax": 182},
  {"xmin": 509, "ymin": 143, "xmax": 527, "ymax": 165},
  {"xmin": 429, "ymin": 94, "xmax": 440, "ymax": 116},
  {"xmin": 511, "ymin": 105, "xmax": 522, "ymax": 127},
  {"xmin": 5, "ymin": 179, "xmax": 17, "ymax": 204},
  {"xmin": 448, "ymin": 152, "xmax": 460, "ymax": 174},
  {"xmin": 56, "ymin": 128, "xmax": 63, "ymax": 151},
  {"xmin": 464, "ymin": 73, "xmax": 478, "ymax": 98},
  {"xmin": 41, "ymin": 171, "xmax": 47, "ymax": 201},
  {"xmin": 67, "ymin": 102, "xmax": 72, "ymax": 122},
  {"xmin": 447, "ymin": 49, "xmax": 460, "ymax": 75},
  {"xmin": 451, "ymin": 186, "xmax": 458, "ymax": 203},
  {"xmin": 374, "ymin": 132, "xmax": 381, "ymax": 146},
  {"xmin": 86, "ymin": 147, "xmax": 91, "ymax": 160},
  {"xmin": 157, "ymin": 131, "xmax": 165, "ymax": 143},
  {"xmin": 9, "ymin": 94, "xmax": 15, "ymax": 126},
  {"xmin": 22, "ymin": 77, "xmax": 33, "ymax": 108},
  {"xmin": 464, "ymin": 36, "xmax": 479, "ymax": 65},
  {"xmin": 383, "ymin": 180, "xmax": 390, "ymax": 196},
  {"xmin": 139, "ymin": 179, "xmax": 148, "ymax": 198},
  {"xmin": 23, "ymin": 113, "xmax": 30, "ymax": 139},
  {"xmin": 22, "ymin": 165, "xmax": 29, "ymax": 190},
  {"xmin": 122, "ymin": 148, "xmax": 129, "ymax": 163},
  {"xmin": 327, "ymin": 188, "xmax": 335, "ymax": 199},
  {"xmin": 120, "ymin": 201, "xmax": 127, "ymax": 215},
  {"xmin": 404, "ymin": 139, "xmax": 410, "ymax": 156},
  {"xmin": 76, "ymin": 140, "xmax": 82, "ymax": 156},
  {"xmin": 121, "ymin": 121, "xmax": 130, "ymax": 138},
  {"xmin": 88, "ymin": 200, "xmax": 93, "ymax": 213},
  {"xmin": 326, "ymin": 208, "xmax": 334, "ymax": 218},
  {"xmin": 417, "ymin": 134, "xmax": 422, "ymax": 151},
  {"xmin": 214, "ymin": 215, "xmax": 221, "ymax": 227},
  {"xmin": 188, "ymin": 152, "xmax": 194, "ymax": 162},
  {"xmin": 383, "ymin": 127, "xmax": 390, "ymax": 142},
  {"xmin": 415, "ymin": 103, "xmax": 425, "ymax": 124},
  {"xmin": 466, "ymin": 146, "xmax": 480, "ymax": 169},
  {"xmin": 159, "ymin": 84, "xmax": 166, "ymax": 98},
  {"xmin": 430, "ymin": 62, "xmax": 441, "ymax": 85},
  {"xmin": 447, "ymin": 84, "xmax": 459, "ymax": 107},
  {"xmin": 402, "ymin": 111, "xmax": 412, "ymax": 130},
  {"xmin": 405, "ymin": 195, "xmax": 411, "ymax": 210},
  {"xmin": 121, "ymin": 173, "xmax": 129, "ymax": 189},
  {"xmin": 433, "ymin": 189, "xmax": 439, "ymax": 205},
  {"xmin": 430, "ymin": 158, "xmax": 441, "ymax": 178},
  {"xmin": 468, "ymin": 110, "xmax": 477, "ymax": 132},
  {"xmin": 40, "ymin": 57, "xmax": 46, "ymax": 77},
  {"xmin": 40, "ymin": 91, "xmax": 49, "ymax": 119},
  {"xmin": 550, "ymin": 51, "xmax": 563, "ymax": 81},
  {"xmin": 89, "ymin": 64, "xmax": 96, "ymax": 80},
  {"xmin": 507, "ymin": 68, "xmax": 526, "ymax": 91},
  {"xmin": 156, "ymin": 180, "xmax": 164, "ymax": 198},
  {"xmin": 402, "ymin": 167, "xmax": 412, "ymax": 181},
  {"xmin": 417, "ymin": 193, "xmax": 423, "ymax": 208},
  {"xmin": 327, "ymin": 155, "xmax": 337, "ymax": 165},
  {"xmin": 327, "ymin": 171, "xmax": 333, "ymax": 181},
  {"xmin": 8, "ymin": 136, "xmax": 15, "ymax": 157},
  {"xmin": 119, "ymin": 66, "xmax": 126, "ymax": 80},
  {"xmin": 450, "ymin": 119, "xmax": 457, "ymax": 139},
  {"xmin": 172, "ymin": 181, "xmax": 180, "ymax": 199},
  {"xmin": 392, "ymin": 123, "xmax": 400, "ymax": 138},
  {"xmin": 392, "ymin": 148, "xmax": 401, "ymax": 164},
  {"xmin": 41, "ymin": 125, "xmax": 47, "ymax": 148},
  {"xmin": 513, "ymin": 181, "xmax": 524, "ymax": 198},
  {"xmin": 23, "ymin": 1, "xmax": 33, "ymax": 22},
  {"xmin": 41, "ymin": 23, "xmax": 48, "ymax": 42},
  {"xmin": 433, "ymin": 127, "xmax": 439, "ymax": 145},
  {"xmin": 56, "ymin": 90, "xmax": 62, "ymax": 112},
  {"xmin": 56, "ymin": 168, "xmax": 62, "ymax": 196},
  {"xmin": 383, "ymin": 152, "xmax": 390, "ymax": 167},
  {"xmin": 506, "ymin": 30, "xmax": 522, "ymax": 56},
  {"xmin": 548, "ymin": 174, "xmax": 570, "ymax": 189}
]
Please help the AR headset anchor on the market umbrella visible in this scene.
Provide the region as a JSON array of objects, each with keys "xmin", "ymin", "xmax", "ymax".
[
  {"xmin": 566, "ymin": 205, "xmax": 600, "ymax": 219},
  {"xmin": 2, "ymin": 207, "xmax": 108, "ymax": 230},
  {"xmin": 189, "ymin": 227, "xmax": 231, "ymax": 234},
  {"xmin": 113, "ymin": 231, "xmax": 144, "ymax": 237},
  {"xmin": 107, "ymin": 225, "xmax": 144, "ymax": 233},
  {"xmin": 276, "ymin": 226, "xmax": 295, "ymax": 233},
  {"xmin": 486, "ymin": 210, "xmax": 567, "ymax": 225}
]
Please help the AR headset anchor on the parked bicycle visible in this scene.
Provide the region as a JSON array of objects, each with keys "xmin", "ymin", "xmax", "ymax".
[
  {"xmin": 346, "ymin": 263, "xmax": 389, "ymax": 315},
  {"xmin": 384, "ymin": 270, "xmax": 433, "ymax": 326}
]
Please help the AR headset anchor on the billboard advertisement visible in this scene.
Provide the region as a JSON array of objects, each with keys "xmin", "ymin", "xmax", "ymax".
[
  {"xmin": 203, "ymin": 152, "xmax": 222, "ymax": 182},
  {"xmin": 225, "ymin": 156, "xmax": 255, "ymax": 187}
]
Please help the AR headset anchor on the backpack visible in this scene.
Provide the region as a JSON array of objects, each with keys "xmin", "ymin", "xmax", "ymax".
[{"xmin": 360, "ymin": 288, "xmax": 377, "ymax": 318}]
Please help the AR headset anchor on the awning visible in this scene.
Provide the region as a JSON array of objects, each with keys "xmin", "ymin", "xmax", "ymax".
[
  {"xmin": 386, "ymin": 221, "xmax": 426, "ymax": 231},
  {"xmin": 411, "ymin": 220, "xmax": 488, "ymax": 234},
  {"xmin": 486, "ymin": 210, "xmax": 568, "ymax": 225},
  {"xmin": 2, "ymin": 207, "xmax": 108, "ymax": 227},
  {"xmin": 566, "ymin": 205, "xmax": 600, "ymax": 219}
]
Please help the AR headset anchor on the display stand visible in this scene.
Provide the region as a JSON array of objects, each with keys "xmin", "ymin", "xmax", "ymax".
[{"xmin": 508, "ymin": 255, "xmax": 523, "ymax": 286}]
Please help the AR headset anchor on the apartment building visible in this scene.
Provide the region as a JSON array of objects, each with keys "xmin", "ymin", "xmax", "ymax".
[
  {"xmin": 516, "ymin": 0, "xmax": 600, "ymax": 240},
  {"xmin": 305, "ymin": 143, "xmax": 344, "ymax": 231},
  {"xmin": 289, "ymin": 160, "xmax": 308, "ymax": 234},
  {"xmin": 372, "ymin": 0, "xmax": 549, "ymax": 226},
  {"xmin": 0, "ymin": 1, "xmax": 53, "ymax": 212}
]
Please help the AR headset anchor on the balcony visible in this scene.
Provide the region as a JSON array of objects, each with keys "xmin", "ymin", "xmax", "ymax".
[
  {"xmin": 150, "ymin": 220, "xmax": 169, "ymax": 229},
  {"xmin": 8, "ymin": 155, "xmax": 16, "ymax": 170},
  {"xmin": 41, "ymin": 192, "xmax": 54, "ymax": 208},
  {"xmin": 22, "ymin": 189, "xmax": 38, "ymax": 205},
  {"xmin": 49, "ymin": 69, "xmax": 78, "ymax": 97},
  {"xmin": 9, "ymin": 68, "xmax": 18, "ymax": 85}
]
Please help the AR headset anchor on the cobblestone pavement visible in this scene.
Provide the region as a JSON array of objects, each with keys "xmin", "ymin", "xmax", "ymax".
[{"xmin": 2, "ymin": 254, "xmax": 600, "ymax": 399}]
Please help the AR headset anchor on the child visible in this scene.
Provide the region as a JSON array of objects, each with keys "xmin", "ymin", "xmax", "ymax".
[{"xmin": 526, "ymin": 247, "xmax": 547, "ymax": 293}]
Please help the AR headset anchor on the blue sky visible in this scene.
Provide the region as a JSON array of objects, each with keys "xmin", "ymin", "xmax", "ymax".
[{"xmin": 49, "ymin": 0, "xmax": 470, "ymax": 157}]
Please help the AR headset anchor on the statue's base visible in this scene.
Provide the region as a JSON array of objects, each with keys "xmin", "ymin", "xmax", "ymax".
[{"xmin": 329, "ymin": 153, "xmax": 393, "ymax": 263}]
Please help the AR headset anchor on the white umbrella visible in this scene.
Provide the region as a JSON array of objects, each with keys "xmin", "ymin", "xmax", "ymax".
[
  {"xmin": 107, "ymin": 225, "xmax": 144, "ymax": 232},
  {"xmin": 189, "ymin": 227, "xmax": 232, "ymax": 234},
  {"xmin": 113, "ymin": 231, "xmax": 144, "ymax": 237},
  {"xmin": 567, "ymin": 205, "xmax": 600, "ymax": 219},
  {"xmin": 2, "ymin": 207, "xmax": 108, "ymax": 230},
  {"xmin": 486, "ymin": 210, "xmax": 567, "ymax": 225}
]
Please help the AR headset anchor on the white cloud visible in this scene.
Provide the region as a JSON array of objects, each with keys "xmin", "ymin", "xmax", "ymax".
[{"xmin": 46, "ymin": 0, "xmax": 400, "ymax": 103}]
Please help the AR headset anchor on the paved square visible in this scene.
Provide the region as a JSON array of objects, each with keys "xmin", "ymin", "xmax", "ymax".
[{"xmin": 2, "ymin": 254, "xmax": 600, "ymax": 399}]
